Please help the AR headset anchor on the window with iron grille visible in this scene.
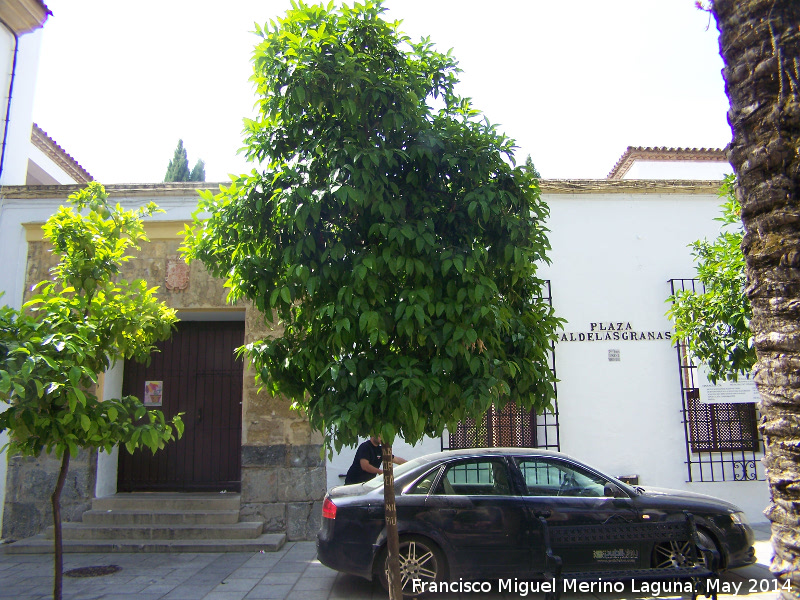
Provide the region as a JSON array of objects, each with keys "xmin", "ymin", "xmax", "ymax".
[
  {"xmin": 442, "ymin": 280, "xmax": 559, "ymax": 451},
  {"xmin": 685, "ymin": 389, "xmax": 760, "ymax": 453},
  {"xmin": 669, "ymin": 278, "xmax": 764, "ymax": 482}
]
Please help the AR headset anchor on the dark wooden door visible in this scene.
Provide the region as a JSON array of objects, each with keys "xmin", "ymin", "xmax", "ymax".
[{"xmin": 118, "ymin": 321, "xmax": 244, "ymax": 492}]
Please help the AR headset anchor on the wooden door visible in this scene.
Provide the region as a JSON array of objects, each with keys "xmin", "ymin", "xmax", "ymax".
[{"xmin": 117, "ymin": 321, "xmax": 244, "ymax": 492}]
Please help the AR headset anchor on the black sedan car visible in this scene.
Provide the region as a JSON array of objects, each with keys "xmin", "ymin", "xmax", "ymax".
[{"xmin": 317, "ymin": 448, "xmax": 755, "ymax": 595}]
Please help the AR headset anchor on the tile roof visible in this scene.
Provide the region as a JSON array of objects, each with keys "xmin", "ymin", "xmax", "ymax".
[
  {"xmin": 607, "ymin": 146, "xmax": 728, "ymax": 180},
  {"xmin": 31, "ymin": 123, "xmax": 93, "ymax": 183}
]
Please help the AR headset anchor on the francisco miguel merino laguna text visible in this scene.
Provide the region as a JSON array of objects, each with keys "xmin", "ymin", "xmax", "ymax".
[{"xmin": 411, "ymin": 577, "xmax": 793, "ymax": 597}]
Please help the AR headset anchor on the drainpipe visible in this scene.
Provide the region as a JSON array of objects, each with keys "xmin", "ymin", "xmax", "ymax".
[{"xmin": 0, "ymin": 16, "xmax": 19, "ymax": 183}]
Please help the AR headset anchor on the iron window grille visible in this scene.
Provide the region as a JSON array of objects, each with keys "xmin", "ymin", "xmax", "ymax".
[
  {"xmin": 442, "ymin": 280, "xmax": 560, "ymax": 452},
  {"xmin": 668, "ymin": 278, "xmax": 764, "ymax": 483}
]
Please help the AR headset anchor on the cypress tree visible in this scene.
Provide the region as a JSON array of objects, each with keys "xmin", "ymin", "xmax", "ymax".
[
  {"xmin": 164, "ymin": 140, "xmax": 205, "ymax": 182},
  {"xmin": 189, "ymin": 159, "xmax": 205, "ymax": 182}
]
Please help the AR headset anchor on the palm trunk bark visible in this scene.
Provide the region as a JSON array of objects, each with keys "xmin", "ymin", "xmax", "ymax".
[
  {"xmin": 711, "ymin": 1, "xmax": 800, "ymax": 597},
  {"xmin": 52, "ymin": 451, "xmax": 70, "ymax": 600},
  {"xmin": 382, "ymin": 444, "xmax": 403, "ymax": 600}
]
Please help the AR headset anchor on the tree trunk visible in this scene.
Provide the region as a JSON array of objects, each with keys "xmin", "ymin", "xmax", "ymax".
[
  {"xmin": 52, "ymin": 451, "xmax": 70, "ymax": 600},
  {"xmin": 382, "ymin": 445, "xmax": 403, "ymax": 600},
  {"xmin": 711, "ymin": 1, "xmax": 800, "ymax": 598}
]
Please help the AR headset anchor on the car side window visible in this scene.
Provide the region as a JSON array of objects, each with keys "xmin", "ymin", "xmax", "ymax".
[
  {"xmin": 406, "ymin": 467, "xmax": 442, "ymax": 495},
  {"xmin": 432, "ymin": 459, "xmax": 512, "ymax": 496},
  {"xmin": 516, "ymin": 458, "xmax": 607, "ymax": 497}
]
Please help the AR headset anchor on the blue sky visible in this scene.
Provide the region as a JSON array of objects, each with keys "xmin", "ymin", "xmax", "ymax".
[{"xmin": 32, "ymin": 1, "xmax": 730, "ymax": 183}]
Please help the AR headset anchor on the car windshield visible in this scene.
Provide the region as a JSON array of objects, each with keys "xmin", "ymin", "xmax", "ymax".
[{"xmin": 361, "ymin": 456, "xmax": 433, "ymax": 490}]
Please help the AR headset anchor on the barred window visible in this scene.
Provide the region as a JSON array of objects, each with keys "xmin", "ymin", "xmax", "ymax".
[
  {"xmin": 684, "ymin": 388, "xmax": 760, "ymax": 453},
  {"xmin": 446, "ymin": 403, "xmax": 550, "ymax": 450},
  {"xmin": 669, "ymin": 278, "xmax": 764, "ymax": 482}
]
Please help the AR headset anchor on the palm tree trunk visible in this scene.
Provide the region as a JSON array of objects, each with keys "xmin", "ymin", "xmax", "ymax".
[
  {"xmin": 711, "ymin": 1, "xmax": 800, "ymax": 597},
  {"xmin": 52, "ymin": 451, "xmax": 70, "ymax": 600}
]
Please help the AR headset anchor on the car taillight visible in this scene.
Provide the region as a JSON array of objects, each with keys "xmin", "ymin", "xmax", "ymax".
[{"xmin": 322, "ymin": 497, "xmax": 337, "ymax": 520}]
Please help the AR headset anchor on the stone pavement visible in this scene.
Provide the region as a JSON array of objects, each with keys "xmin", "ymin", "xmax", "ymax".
[{"xmin": 0, "ymin": 524, "xmax": 785, "ymax": 600}]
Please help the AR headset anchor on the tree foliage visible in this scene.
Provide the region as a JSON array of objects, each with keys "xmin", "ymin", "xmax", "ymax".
[
  {"xmin": 524, "ymin": 154, "xmax": 541, "ymax": 179},
  {"xmin": 667, "ymin": 175, "xmax": 754, "ymax": 383},
  {"xmin": 182, "ymin": 0, "xmax": 561, "ymax": 454},
  {"xmin": 165, "ymin": 139, "xmax": 205, "ymax": 182},
  {"xmin": 0, "ymin": 182, "xmax": 183, "ymax": 599},
  {"xmin": 0, "ymin": 182, "xmax": 184, "ymax": 456},
  {"xmin": 189, "ymin": 159, "xmax": 206, "ymax": 182}
]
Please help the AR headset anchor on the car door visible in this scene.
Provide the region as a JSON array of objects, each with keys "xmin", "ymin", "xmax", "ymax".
[
  {"xmin": 420, "ymin": 457, "xmax": 530, "ymax": 579},
  {"xmin": 513, "ymin": 456, "xmax": 642, "ymax": 573}
]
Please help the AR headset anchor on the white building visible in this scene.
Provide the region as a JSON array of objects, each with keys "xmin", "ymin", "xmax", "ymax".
[
  {"xmin": 0, "ymin": 0, "xmax": 769, "ymax": 534},
  {"xmin": 0, "ymin": 158, "xmax": 770, "ymax": 542},
  {"xmin": 540, "ymin": 176, "xmax": 766, "ymax": 521}
]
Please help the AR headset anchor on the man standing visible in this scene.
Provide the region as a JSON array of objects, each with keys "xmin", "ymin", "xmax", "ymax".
[{"xmin": 344, "ymin": 436, "xmax": 406, "ymax": 485}]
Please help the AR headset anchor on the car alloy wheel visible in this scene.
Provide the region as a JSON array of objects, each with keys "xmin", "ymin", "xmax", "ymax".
[
  {"xmin": 652, "ymin": 530, "xmax": 717, "ymax": 569},
  {"xmin": 379, "ymin": 536, "xmax": 445, "ymax": 597}
]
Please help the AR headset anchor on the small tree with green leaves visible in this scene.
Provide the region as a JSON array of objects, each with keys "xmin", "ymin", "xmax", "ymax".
[
  {"xmin": 182, "ymin": 2, "xmax": 560, "ymax": 597},
  {"xmin": 165, "ymin": 139, "xmax": 205, "ymax": 182},
  {"xmin": 668, "ymin": 175, "xmax": 754, "ymax": 383},
  {"xmin": 0, "ymin": 182, "xmax": 184, "ymax": 600}
]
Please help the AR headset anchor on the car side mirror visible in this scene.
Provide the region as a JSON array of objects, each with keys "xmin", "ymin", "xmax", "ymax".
[{"xmin": 604, "ymin": 483, "xmax": 627, "ymax": 498}]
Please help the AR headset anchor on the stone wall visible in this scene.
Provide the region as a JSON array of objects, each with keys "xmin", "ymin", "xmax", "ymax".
[
  {"xmin": 2, "ymin": 215, "xmax": 325, "ymax": 541},
  {"xmin": 239, "ymin": 310, "xmax": 325, "ymax": 541},
  {"xmin": 1, "ymin": 450, "xmax": 96, "ymax": 541}
]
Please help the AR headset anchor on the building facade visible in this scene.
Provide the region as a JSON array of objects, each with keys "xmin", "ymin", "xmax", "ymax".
[
  {"xmin": 0, "ymin": 0, "xmax": 769, "ymax": 549},
  {"xmin": 0, "ymin": 183, "xmax": 326, "ymax": 541},
  {"xmin": 0, "ymin": 171, "xmax": 770, "ymax": 542},
  {"xmin": 327, "ymin": 174, "xmax": 768, "ymax": 524}
]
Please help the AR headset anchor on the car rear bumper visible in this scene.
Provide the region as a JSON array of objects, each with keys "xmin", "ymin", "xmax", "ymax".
[{"xmin": 316, "ymin": 533, "xmax": 376, "ymax": 580}]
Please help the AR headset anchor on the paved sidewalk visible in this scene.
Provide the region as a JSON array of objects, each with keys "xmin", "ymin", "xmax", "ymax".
[{"xmin": 0, "ymin": 524, "xmax": 784, "ymax": 600}]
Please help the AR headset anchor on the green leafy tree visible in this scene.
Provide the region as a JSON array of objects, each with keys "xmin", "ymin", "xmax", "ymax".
[
  {"xmin": 667, "ymin": 175, "xmax": 754, "ymax": 383},
  {"xmin": 0, "ymin": 182, "xmax": 184, "ymax": 600},
  {"xmin": 164, "ymin": 139, "xmax": 205, "ymax": 182},
  {"xmin": 182, "ymin": 2, "xmax": 560, "ymax": 597}
]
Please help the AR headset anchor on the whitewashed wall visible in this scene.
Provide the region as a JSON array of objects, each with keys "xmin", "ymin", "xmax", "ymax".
[
  {"xmin": 0, "ymin": 27, "xmax": 42, "ymax": 186},
  {"xmin": 624, "ymin": 160, "xmax": 733, "ymax": 180},
  {"xmin": 26, "ymin": 143, "xmax": 78, "ymax": 184},
  {"xmin": 539, "ymin": 185, "xmax": 768, "ymax": 523}
]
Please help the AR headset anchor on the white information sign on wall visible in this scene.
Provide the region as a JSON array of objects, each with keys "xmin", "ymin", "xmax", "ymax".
[{"xmin": 696, "ymin": 364, "xmax": 760, "ymax": 404}]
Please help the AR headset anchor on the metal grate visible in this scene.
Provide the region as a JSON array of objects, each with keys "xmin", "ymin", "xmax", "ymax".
[
  {"xmin": 668, "ymin": 278, "xmax": 764, "ymax": 482},
  {"xmin": 685, "ymin": 389, "xmax": 760, "ymax": 453},
  {"xmin": 442, "ymin": 281, "xmax": 560, "ymax": 451}
]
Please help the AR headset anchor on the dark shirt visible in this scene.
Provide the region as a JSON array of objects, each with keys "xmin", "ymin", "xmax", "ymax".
[{"xmin": 344, "ymin": 439, "xmax": 382, "ymax": 485}]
